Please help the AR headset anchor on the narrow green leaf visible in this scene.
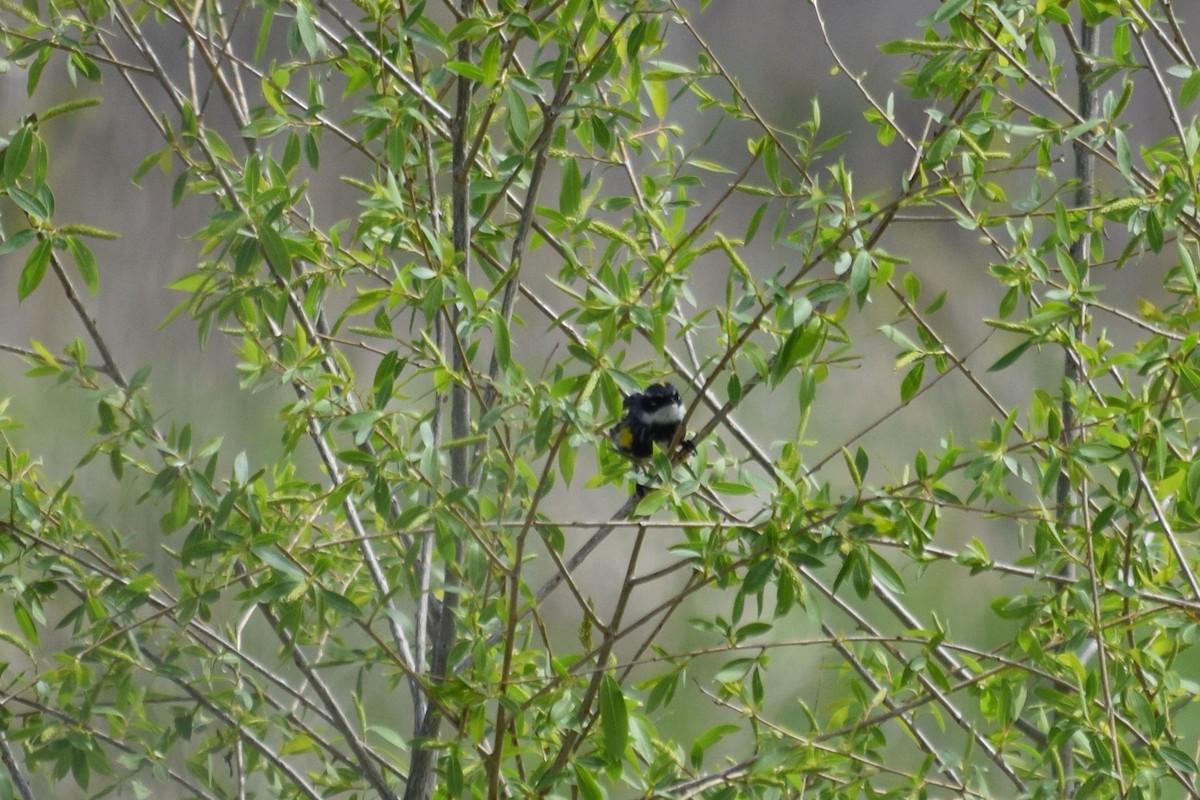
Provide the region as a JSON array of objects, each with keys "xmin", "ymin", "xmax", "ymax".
[
  {"xmin": 1059, "ymin": 249, "xmax": 1080, "ymax": 288},
  {"xmin": 504, "ymin": 86, "xmax": 530, "ymax": 147},
  {"xmin": 998, "ymin": 286, "xmax": 1018, "ymax": 319},
  {"xmin": 259, "ymin": 225, "xmax": 292, "ymax": 274},
  {"xmin": 879, "ymin": 323, "xmax": 920, "ymax": 352},
  {"xmin": 761, "ymin": 137, "xmax": 780, "ymax": 189},
  {"xmin": 869, "ymin": 550, "xmax": 906, "ymax": 594},
  {"xmin": 900, "ymin": 362, "xmax": 924, "ymax": 403},
  {"xmin": 769, "ymin": 324, "xmax": 807, "ymax": 387},
  {"xmin": 744, "ymin": 201, "xmax": 767, "ymax": 244},
  {"xmin": 66, "ymin": 236, "xmax": 99, "ymax": 294},
  {"xmin": 304, "ymin": 130, "xmax": 320, "ymax": 168},
  {"xmin": 8, "ymin": 186, "xmax": 49, "ymax": 220},
  {"xmin": 18, "ymin": 237, "xmax": 51, "ymax": 301},
  {"xmin": 1181, "ymin": 69, "xmax": 1200, "ymax": 107},
  {"xmin": 320, "ymin": 587, "xmax": 362, "ymax": 618},
  {"xmin": 572, "ymin": 763, "xmax": 603, "ymax": 800},
  {"xmin": 293, "ymin": 0, "xmax": 322, "ymax": 57},
  {"xmin": 26, "ymin": 46, "xmax": 51, "ymax": 95},
  {"xmin": 0, "ymin": 228, "xmax": 37, "ymax": 256},
  {"xmin": 1146, "ymin": 208, "xmax": 1164, "ymax": 252},
  {"xmin": 446, "ymin": 16, "xmax": 488, "ymax": 43},
  {"xmin": 1113, "ymin": 128, "xmax": 1131, "ymax": 179},
  {"xmin": 480, "ymin": 36, "xmax": 500, "ymax": 85},
  {"xmin": 933, "ymin": 0, "xmax": 970, "ymax": 22},
  {"xmin": 12, "ymin": 600, "xmax": 39, "ymax": 647},
  {"xmin": 925, "ymin": 127, "xmax": 960, "ymax": 164},
  {"xmin": 988, "ymin": 339, "xmax": 1034, "ymax": 372},
  {"xmin": 161, "ymin": 480, "xmax": 191, "ymax": 533},
  {"xmin": 902, "ymin": 270, "xmax": 920, "ymax": 302},
  {"xmin": 689, "ymin": 723, "xmax": 741, "ymax": 769},
  {"xmin": 1160, "ymin": 746, "xmax": 1199, "ymax": 774},
  {"xmin": 3, "ymin": 124, "xmax": 34, "ymax": 185},
  {"xmin": 282, "ymin": 131, "xmax": 300, "ymax": 173},
  {"xmin": 598, "ymin": 673, "xmax": 628, "ymax": 762},
  {"xmin": 373, "ymin": 350, "xmax": 399, "ymax": 409},
  {"xmin": 690, "ymin": 158, "xmax": 733, "ymax": 174},
  {"xmin": 69, "ymin": 51, "xmax": 101, "ymax": 82},
  {"xmin": 850, "ymin": 250, "xmax": 871, "ymax": 296},
  {"xmin": 560, "ymin": 158, "xmax": 582, "ymax": 217},
  {"xmin": 493, "ymin": 318, "xmax": 510, "ymax": 367},
  {"xmin": 444, "ymin": 61, "xmax": 485, "ymax": 82},
  {"xmin": 841, "ymin": 448, "xmax": 862, "ymax": 488},
  {"xmin": 634, "ymin": 488, "xmax": 667, "ymax": 516},
  {"xmin": 645, "ymin": 670, "xmax": 679, "ymax": 712},
  {"xmin": 558, "ymin": 441, "xmax": 575, "ymax": 485}
]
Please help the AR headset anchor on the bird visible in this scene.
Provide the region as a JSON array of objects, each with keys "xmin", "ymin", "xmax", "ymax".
[{"xmin": 608, "ymin": 381, "xmax": 687, "ymax": 460}]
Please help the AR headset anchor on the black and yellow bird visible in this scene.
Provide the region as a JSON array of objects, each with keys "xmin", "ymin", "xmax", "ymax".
[{"xmin": 609, "ymin": 382, "xmax": 686, "ymax": 460}]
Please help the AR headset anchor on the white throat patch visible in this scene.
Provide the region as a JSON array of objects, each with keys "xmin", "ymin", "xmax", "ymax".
[{"xmin": 646, "ymin": 402, "xmax": 684, "ymax": 425}]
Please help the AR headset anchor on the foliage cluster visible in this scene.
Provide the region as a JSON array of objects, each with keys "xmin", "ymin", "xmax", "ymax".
[{"xmin": 1, "ymin": 0, "xmax": 1200, "ymax": 798}]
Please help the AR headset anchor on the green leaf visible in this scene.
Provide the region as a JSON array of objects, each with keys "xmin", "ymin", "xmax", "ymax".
[
  {"xmin": 282, "ymin": 131, "xmax": 300, "ymax": 174},
  {"xmin": 293, "ymin": 0, "xmax": 322, "ymax": 57},
  {"xmin": 504, "ymin": 86, "xmax": 530, "ymax": 147},
  {"xmin": 69, "ymin": 51, "xmax": 101, "ymax": 83},
  {"xmin": 572, "ymin": 764, "xmax": 603, "ymax": 800},
  {"xmin": 0, "ymin": 228, "xmax": 37, "ymax": 256},
  {"xmin": 988, "ymin": 339, "xmax": 1034, "ymax": 372},
  {"xmin": 647, "ymin": 75, "xmax": 668, "ymax": 120},
  {"xmin": 902, "ymin": 270, "xmax": 920, "ymax": 302},
  {"xmin": 18, "ymin": 237, "xmax": 51, "ymax": 301},
  {"xmin": 689, "ymin": 723, "xmax": 741, "ymax": 769},
  {"xmin": 26, "ymin": 46, "xmax": 51, "ymax": 95},
  {"xmin": 560, "ymin": 157, "xmax": 581, "ymax": 217},
  {"xmin": 849, "ymin": 250, "xmax": 871, "ymax": 297},
  {"xmin": 879, "ymin": 323, "xmax": 920, "ymax": 352},
  {"xmin": 480, "ymin": 36, "xmax": 500, "ymax": 85},
  {"xmin": 373, "ymin": 350, "xmax": 400, "ymax": 409},
  {"xmin": 233, "ymin": 450, "xmax": 249, "ymax": 485},
  {"xmin": 1146, "ymin": 208, "xmax": 1164, "ymax": 253},
  {"xmin": 761, "ymin": 136, "xmax": 780, "ymax": 189},
  {"xmin": 557, "ymin": 441, "xmax": 575, "ymax": 485},
  {"xmin": 303, "ymin": 130, "xmax": 320, "ymax": 168},
  {"xmin": 446, "ymin": 16, "xmax": 488, "ymax": 43},
  {"xmin": 259, "ymin": 225, "xmax": 292, "ymax": 274},
  {"xmin": 900, "ymin": 361, "xmax": 924, "ymax": 403},
  {"xmin": 869, "ymin": 550, "xmax": 906, "ymax": 594},
  {"xmin": 634, "ymin": 488, "xmax": 667, "ymax": 516},
  {"xmin": 769, "ymin": 324, "xmax": 808, "ymax": 387},
  {"xmin": 66, "ymin": 236, "xmax": 99, "ymax": 294},
  {"xmin": 320, "ymin": 587, "xmax": 361, "ymax": 618},
  {"xmin": 1113, "ymin": 128, "xmax": 1131, "ymax": 179},
  {"xmin": 3, "ymin": 124, "xmax": 34, "ymax": 185},
  {"xmin": 444, "ymin": 61, "xmax": 485, "ymax": 82},
  {"xmin": 1160, "ymin": 746, "xmax": 1198, "ymax": 774},
  {"xmin": 598, "ymin": 673, "xmax": 628, "ymax": 763},
  {"xmin": 645, "ymin": 669, "xmax": 680, "ymax": 712},
  {"xmin": 998, "ymin": 286, "xmax": 1018, "ymax": 319},
  {"xmin": 493, "ymin": 318, "xmax": 510, "ymax": 368},
  {"xmin": 161, "ymin": 480, "xmax": 191, "ymax": 533},
  {"xmin": 1181, "ymin": 69, "xmax": 1200, "ymax": 107},
  {"xmin": 691, "ymin": 158, "xmax": 732, "ymax": 174},
  {"xmin": 713, "ymin": 658, "xmax": 753, "ymax": 685},
  {"xmin": 932, "ymin": 0, "xmax": 970, "ymax": 22},
  {"xmin": 9, "ymin": 186, "xmax": 50, "ymax": 220},
  {"xmin": 925, "ymin": 127, "xmax": 960, "ymax": 165},
  {"xmin": 12, "ymin": 600, "xmax": 39, "ymax": 647},
  {"xmin": 744, "ymin": 201, "xmax": 767, "ymax": 244}
]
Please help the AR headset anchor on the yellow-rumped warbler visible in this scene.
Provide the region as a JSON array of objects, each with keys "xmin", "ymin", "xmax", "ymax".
[{"xmin": 609, "ymin": 382, "xmax": 687, "ymax": 460}]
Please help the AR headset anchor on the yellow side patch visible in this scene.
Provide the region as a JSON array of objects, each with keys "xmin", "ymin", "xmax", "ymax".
[{"xmin": 617, "ymin": 427, "xmax": 635, "ymax": 450}]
